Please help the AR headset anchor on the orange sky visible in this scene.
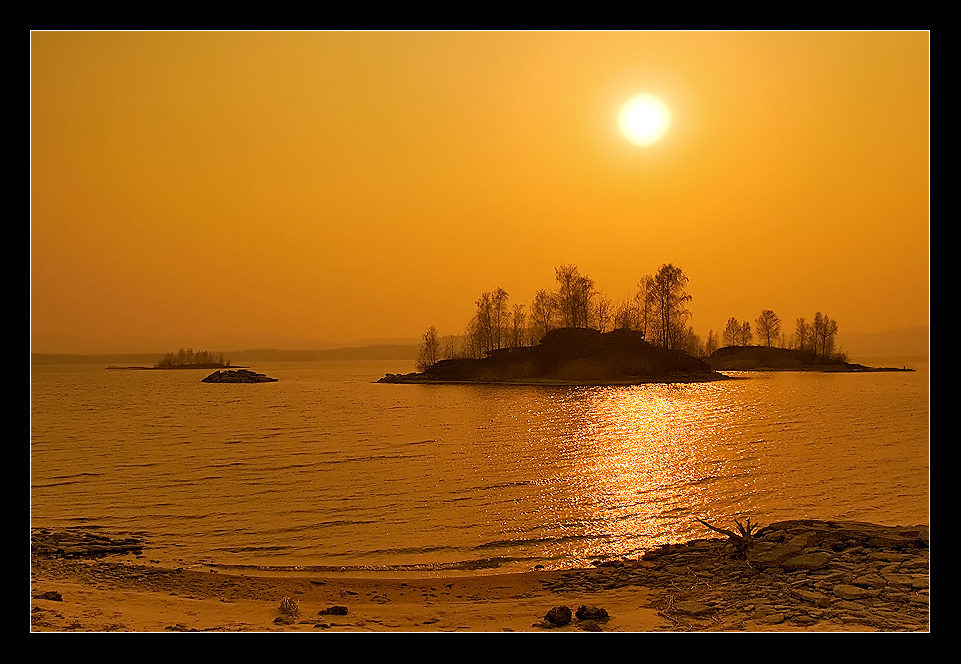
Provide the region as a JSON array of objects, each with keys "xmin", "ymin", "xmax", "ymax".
[{"xmin": 30, "ymin": 31, "xmax": 929, "ymax": 354}]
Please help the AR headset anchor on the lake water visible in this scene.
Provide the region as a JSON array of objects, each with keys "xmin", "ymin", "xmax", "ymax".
[{"xmin": 29, "ymin": 356, "xmax": 929, "ymax": 575}]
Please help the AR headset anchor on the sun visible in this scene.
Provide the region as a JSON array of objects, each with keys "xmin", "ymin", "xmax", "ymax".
[{"xmin": 618, "ymin": 94, "xmax": 671, "ymax": 146}]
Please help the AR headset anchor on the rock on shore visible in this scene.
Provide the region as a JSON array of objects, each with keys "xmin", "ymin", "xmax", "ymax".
[
  {"xmin": 541, "ymin": 519, "xmax": 929, "ymax": 631},
  {"xmin": 31, "ymin": 529, "xmax": 145, "ymax": 558}
]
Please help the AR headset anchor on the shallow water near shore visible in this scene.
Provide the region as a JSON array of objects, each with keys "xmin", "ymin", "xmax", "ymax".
[{"xmin": 30, "ymin": 356, "xmax": 928, "ymax": 575}]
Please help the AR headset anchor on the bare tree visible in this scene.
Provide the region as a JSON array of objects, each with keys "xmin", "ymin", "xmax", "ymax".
[
  {"xmin": 705, "ymin": 329, "xmax": 719, "ymax": 356},
  {"xmin": 442, "ymin": 334, "xmax": 460, "ymax": 360},
  {"xmin": 554, "ymin": 264, "xmax": 596, "ymax": 329},
  {"xmin": 813, "ymin": 312, "xmax": 825, "ymax": 356},
  {"xmin": 635, "ymin": 276, "xmax": 655, "ymax": 340},
  {"xmin": 464, "ymin": 317, "xmax": 481, "ymax": 359},
  {"xmin": 812, "ymin": 312, "xmax": 840, "ymax": 359},
  {"xmin": 755, "ymin": 309, "xmax": 781, "ymax": 347},
  {"xmin": 823, "ymin": 316, "xmax": 839, "ymax": 358},
  {"xmin": 415, "ymin": 326, "xmax": 440, "ymax": 372},
  {"xmin": 641, "ymin": 264, "xmax": 692, "ymax": 350},
  {"xmin": 613, "ymin": 297, "xmax": 639, "ymax": 331},
  {"xmin": 677, "ymin": 324, "xmax": 703, "ymax": 356},
  {"xmin": 741, "ymin": 321, "xmax": 754, "ymax": 346},
  {"xmin": 473, "ymin": 292, "xmax": 494, "ymax": 355},
  {"xmin": 795, "ymin": 317, "xmax": 810, "ymax": 352},
  {"xmin": 491, "ymin": 287, "xmax": 509, "ymax": 351},
  {"xmin": 594, "ymin": 292, "xmax": 613, "ymax": 333},
  {"xmin": 530, "ymin": 288, "xmax": 558, "ymax": 342},
  {"xmin": 509, "ymin": 303, "xmax": 527, "ymax": 349},
  {"xmin": 723, "ymin": 317, "xmax": 741, "ymax": 347}
]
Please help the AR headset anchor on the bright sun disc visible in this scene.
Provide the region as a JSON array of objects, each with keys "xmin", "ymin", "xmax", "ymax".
[{"xmin": 618, "ymin": 94, "xmax": 671, "ymax": 146}]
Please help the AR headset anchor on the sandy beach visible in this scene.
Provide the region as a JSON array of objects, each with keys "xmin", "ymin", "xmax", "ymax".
[
  {"xmin": 30, "ymin": 520, "xmax": 929, "ymax": 633},
  {"xmin": 30, "ymin": 558, "xmax": 669, "ymax": 633}
]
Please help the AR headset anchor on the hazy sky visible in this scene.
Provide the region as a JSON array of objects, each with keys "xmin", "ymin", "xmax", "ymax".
[{"xmin": 30, "ymin": 31, "xmax": 929, "ymax": 354}]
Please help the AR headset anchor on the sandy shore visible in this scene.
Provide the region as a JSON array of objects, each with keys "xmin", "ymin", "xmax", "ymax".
[
  {"xmin": 30, "ymin": 556, "xmax": 672, "ymax": 633},
  {"xmin": 31, "ymin": 520, "xmax": 929, "ymax": 633}
]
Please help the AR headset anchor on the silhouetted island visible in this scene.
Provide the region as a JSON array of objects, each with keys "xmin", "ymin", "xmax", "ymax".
[
  {"xmin": 378, "ymin": 328, "xmax": 727, "ymax": 385},
  {"xmin": 106, "ymin": 348, "xmax": 240, "ymax": 371},
  {"xmin": 705, "ymin": 346, "xmax": 915, "ymax": 372},
  {"xmin": 106, "ymin": 363, "xmax": 247, "ymax": 370}
]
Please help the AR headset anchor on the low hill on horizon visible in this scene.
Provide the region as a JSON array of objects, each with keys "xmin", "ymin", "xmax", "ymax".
[{"xmin": 31, "ymin": 343, "xmax": 421, "ymax": 366}]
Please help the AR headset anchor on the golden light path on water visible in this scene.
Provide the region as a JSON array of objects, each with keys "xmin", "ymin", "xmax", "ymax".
[
  {"xmin": 504, "ymin": 381, "xmax": 789, "ymax": 564},
  {"xmin": 586, "ymin": 386, "xmax": 736, "ymax": 554}
]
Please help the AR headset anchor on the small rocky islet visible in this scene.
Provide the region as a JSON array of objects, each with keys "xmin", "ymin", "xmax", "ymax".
[{"xmin": 201, "ymin": 369, "xmax": 278, "ymax": 383}]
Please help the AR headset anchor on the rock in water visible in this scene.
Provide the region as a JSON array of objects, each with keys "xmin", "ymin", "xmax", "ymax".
[{"xmin": 201, "ymin": 369, "xmax": 278, "ymax": 383}]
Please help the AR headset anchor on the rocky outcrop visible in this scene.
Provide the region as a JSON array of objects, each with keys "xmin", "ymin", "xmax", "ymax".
[
  {"xmin": 541, "ymin": 520, "xmax": 929, "ymax": 631},
  {"xmin": 380, "ymin": 328, "xmax": 725, "ymax": 385},
  {"xmin": 32, "ymin": 529, "xmax": 145, "ymax": 558},
  {"xmin": 201, "ymin": 369, "xmax": 277, "ymax": 383}
]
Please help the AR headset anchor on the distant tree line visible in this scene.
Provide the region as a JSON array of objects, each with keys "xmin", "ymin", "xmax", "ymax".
[{"xmin": 155, "ymin": 348, "xmax": 231, "ymax": 369}]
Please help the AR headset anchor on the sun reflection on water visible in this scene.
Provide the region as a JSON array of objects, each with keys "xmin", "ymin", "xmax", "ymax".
[{"xmin": 517, "ymin": 382, "xmax": 771, "ymax": 560}]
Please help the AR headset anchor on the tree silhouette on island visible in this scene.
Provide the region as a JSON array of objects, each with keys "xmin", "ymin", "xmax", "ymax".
[
  {"xmin": 154, "ymin": 348, "xmax": 232, "ymax": 370},
  {"xmin": 388, "ymin": 263, "xmax": 910, "ymax": 385}
]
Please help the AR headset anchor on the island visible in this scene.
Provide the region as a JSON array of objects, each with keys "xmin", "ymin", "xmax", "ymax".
[
  {"xmin": 379, "ymin": 327, "xmax": 917, "ymax": 386},
  {"xmin": 378, "ymin": 328, "xmax": 726, "ymax": 385},
  {"xmin": 106, "ymin": 348, "xmax": 242, "ymax": 371},
  {"xmin": 705, "ymin": 346, "xmax": 915, "ymax": 373}
]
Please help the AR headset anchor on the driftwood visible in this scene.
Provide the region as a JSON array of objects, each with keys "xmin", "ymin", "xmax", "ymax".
[{"xmin": 696, "ymin": 517, "xmax": 761, "ymax": 556}]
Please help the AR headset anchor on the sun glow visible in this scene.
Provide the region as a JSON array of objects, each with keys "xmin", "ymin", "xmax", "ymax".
[{"xmin": 618, "ymin": 94, "xmax": 671, "ymax": 146}]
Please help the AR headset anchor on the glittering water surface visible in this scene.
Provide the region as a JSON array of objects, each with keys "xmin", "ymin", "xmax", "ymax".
[{"xmin": 30, "ymin": 357, "xmax": 928, "ymax": 573}]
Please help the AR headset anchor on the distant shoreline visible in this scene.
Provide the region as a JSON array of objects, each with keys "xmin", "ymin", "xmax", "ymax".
[{"xmin": 31, "ymin": 343, "xmax": 421, "ymax": 366}]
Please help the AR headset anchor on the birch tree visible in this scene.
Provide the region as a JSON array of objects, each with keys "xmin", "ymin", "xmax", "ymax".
[
  {"xmin": 723, "ymin": 317, "xmax": 741, "ymax": 347},
  {"xmin": 641, "ymin": 264, "xmax": 692, "ymax": 350},
  {"xmin": 755, "ymin": 309, "xmax": 781, "ymax": 347},
  {"xmin": 554, "ymin": 264, "xmax": 596, "ymax": 329},
  {"xmin": 415, "ymin": 326, "xmax": 440, "ymax": 371}
]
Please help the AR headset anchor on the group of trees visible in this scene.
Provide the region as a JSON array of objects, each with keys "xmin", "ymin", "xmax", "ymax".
[
  {"xmin": 720, "ymin": 310, "xmax": 843, "ymax": 360},
  {"xmin": 797, "ymin": 312, "xmax": 842, "ymax": 359},
  {"xmin": 415, "ymin": 263, "xmax": 847, "ymax": 369},
  {"xmin": 424, "ymin": 263, "xmax": 699, "ymax": 365},
  {"xmin": 155, "ymin": 348, "xmax": 230, "ymax": 368}
]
